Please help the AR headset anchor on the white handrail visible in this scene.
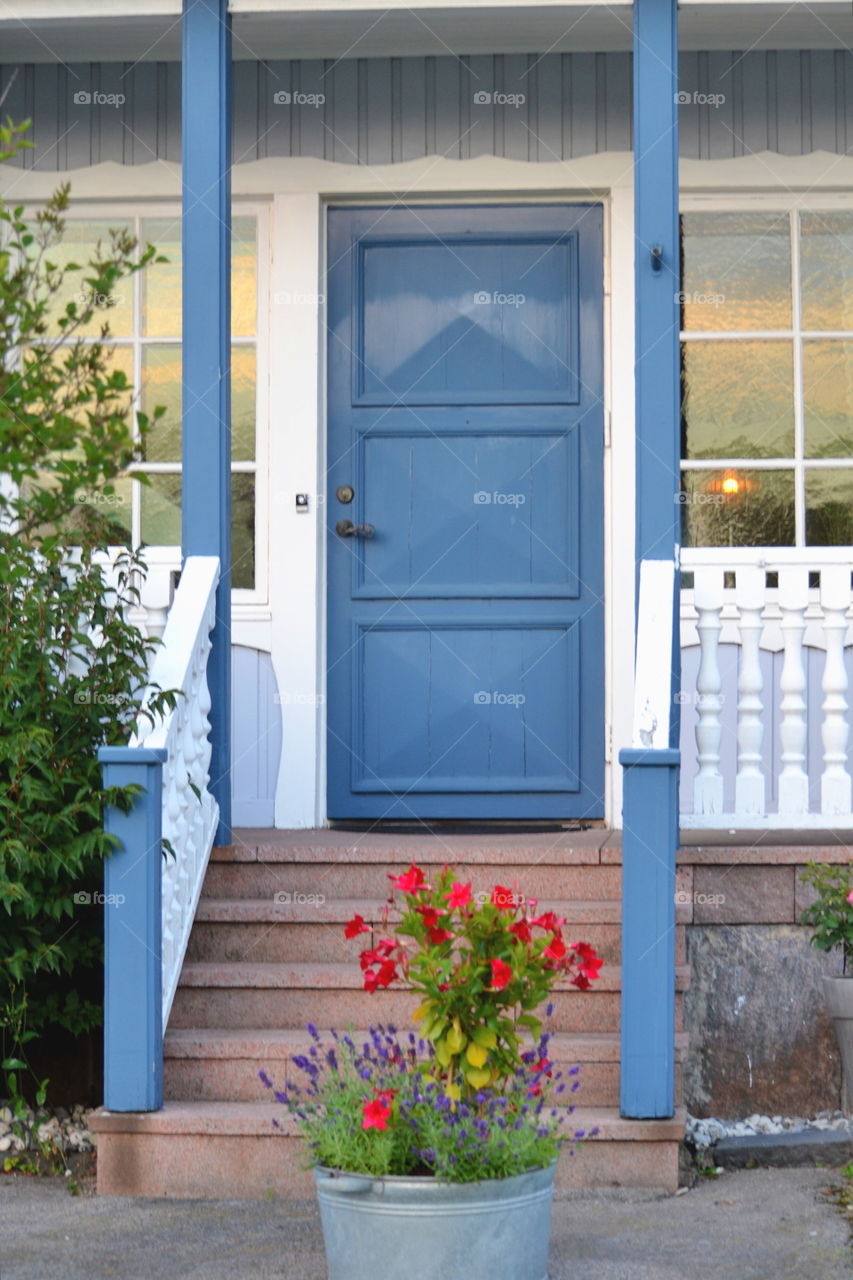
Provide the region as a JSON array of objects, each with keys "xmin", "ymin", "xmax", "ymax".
[
  {"xmin": 131, "ymin": 555, "xmax": 220, "ymax": 1027},
  {"xmin": 632, "ymin": 559, "xmax": 677, "ymax": 750}
]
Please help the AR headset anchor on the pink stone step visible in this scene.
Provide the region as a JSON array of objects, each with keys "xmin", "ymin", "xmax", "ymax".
[
  {"xmin": 202, "ymin": 859, "xmax": 625, "ymax": 901},
  {"xmin": 185, "ymin": 897, "xmax": 625, "ymax": 964},
  {"xmin": 169, "ymin": 962, "xmax": 688, "ymax": 1036},
  {"xmin": 163, "ymin": 1027, "xmax": 687, "ymax": 1108},
  {"xmin": 223, "ymin": 827, "xmax": 611, "ymax": 865},
  {"xmin": 91, "ymin": 1102, "xmax": 685, "ymax": 1197}
]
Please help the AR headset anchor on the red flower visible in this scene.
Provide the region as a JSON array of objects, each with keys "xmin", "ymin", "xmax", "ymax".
[
  {"xmin": 489, "ymin": 958, "xmax": 513, "ymax": 989},
  {"xmin": 527, "ymin": 1057, "xmax": 553, "ymax": 1097},
  {"xmin": 362, "ymin": 1096, "xmax": 392, "ymax": 1131},
  {"xmin": 491, "ymin": 885, "xmax": 518, "ymax": 911},
  {"xmin": 509, "ymin": 920, "xmax": 532, "ymax": 944},
  {"xmin": 362, "ymin": 957, "xmax": 398, "ymax": 992},
  {"xmin": 543, "ymin": 935, "xmax": 566, "ymax": 962},
  {"xmin": 344, "ymin": 913, "xmax": 370, "ymax": 939},
  {"xmin": 569, "ymin": 941, "xmax": 604, "ymax": 989},
  {"xmin": 390, "ymin": 864, "xmax": 426, "ymax": 894},
  {"xmin": 445, "ymin": 881, "xmax": 473, "ymax": 910},
  {"xmin": 415, "ymin": 904, "xmax": 447, "ymax": 929},
  {"xmin": 426, "ymin": 926, "xmax": 453, "ymax": 946},
  {"xmin": 531, "ymin": 911, "xmax": 566, "ymax": 933}
]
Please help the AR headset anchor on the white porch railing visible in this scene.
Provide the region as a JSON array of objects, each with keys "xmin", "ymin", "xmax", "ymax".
[
  {"xmin": 680, "ymin": 548, "xmax": 853, "ymax": 829},
  {"xmin": 130, "ymin": 555, "xmax": 220, "ymax": 1024},
  {"xmin": 99, "ymin": 555, "xmax": 220, "ymax": 1110}
]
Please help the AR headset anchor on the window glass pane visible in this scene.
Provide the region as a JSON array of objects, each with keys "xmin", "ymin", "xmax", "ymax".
[
  {"xmin": 141, "ymin": 345, "xmax": 182, "ymax": 462},
  {"xmin": 682, "ymin": 340, "xmax": 794, "ymax": 459},
  {"xmin": 232, "ymin": 473, "xmax": 255, "ymax": 590},
  {"xmin": 43, "ymin": 220, "xmax": 134, "ymax": 338},
  {"xmin": 141, "ymin": 217, "xmax": 182, "ymax": 338},
  {"xmin": 805, "ymin": 470, "xmax": 853, "ymax": 545},
  {"xmin": 141, "ymin": 473, "xmax": 181, "ymax": 545},
  {"xmin": 800, "ymin": 212, "xmax": 853, "ymax": 331},
  {"xmin": 803, "ymin": 340, "xmax": 853, "ymax": 459},
  {"xmin": 680, "ymin": 469, "xmax": 795, "ymax": 546},
  {"xmin": 232, "ymin": 346, "xmax": 256, "ymax": 461},
  {"xmin": 232, "ymin": 216, "xmax": 257, "ymax": 337},
  {"xmin": 681, "ymin": 212, "xmax": 792, "ymax": 332},
  {"xmin": 141, "ymin": 215, "xmax": 257, "ymax": 337}
]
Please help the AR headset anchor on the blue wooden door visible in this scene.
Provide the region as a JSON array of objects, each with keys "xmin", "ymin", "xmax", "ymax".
[{"xmin": 326, "ymin": 204, "xmax": 604, "ymax": 819}]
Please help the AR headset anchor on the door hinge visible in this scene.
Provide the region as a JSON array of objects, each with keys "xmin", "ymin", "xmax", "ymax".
[
  {"xmin": 604, "ymin": 409, "xmax": 612, "ymax": 450},
  {"xmin": 604, "ymin": 721, "xmax": 613, "ymax": 763}
]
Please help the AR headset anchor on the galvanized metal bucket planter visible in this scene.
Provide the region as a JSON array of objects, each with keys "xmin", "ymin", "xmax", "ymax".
[
  {"xmin": 823, "ymin": 976, "xmax": 853, "ymax": 1110},
  {"xmin": 313, "ymin": 1162, "xmax": 557, "ymax": 1280}
]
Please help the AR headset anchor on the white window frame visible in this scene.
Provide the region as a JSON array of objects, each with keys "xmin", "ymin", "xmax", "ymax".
[
  {"xmin": 32, "ymin": 198, "xmax": 271, "ymax": 609},
  {"xmin": 680, "ymin": 190, "xmax": 853, "ymax": 547}
]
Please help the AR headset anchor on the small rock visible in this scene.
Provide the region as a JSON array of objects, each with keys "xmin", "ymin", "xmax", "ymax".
[{"xmin": 0, "ymin": 1136, "xmax": 11, "ymax": 1152}]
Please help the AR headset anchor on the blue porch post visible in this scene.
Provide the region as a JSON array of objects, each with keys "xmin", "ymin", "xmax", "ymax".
[
  {"xmin": 98, "ymin": 747, "xmax": 167, "ymax": 1110},
  {"xmin": 619, "ymin": 0, "xmax": 682, "ymax": 1119},
  {"xmin": 182, "ymin": 0, "xmax": 232, "ymax": 841}
]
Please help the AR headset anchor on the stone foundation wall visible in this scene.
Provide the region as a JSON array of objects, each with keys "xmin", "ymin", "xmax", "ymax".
[{"xmin": 678, "ymin": 853, "xmax": 847, "ymax": 1118}]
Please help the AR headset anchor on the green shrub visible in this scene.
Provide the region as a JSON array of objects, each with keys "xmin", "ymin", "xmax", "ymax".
[{"xmin": 0, "ymin": 120, "xmax": 171, "ymax": 1087}]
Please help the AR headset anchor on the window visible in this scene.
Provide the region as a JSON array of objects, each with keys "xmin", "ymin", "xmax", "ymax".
[
  {"xmin": 45, "ymin": 210, "xmax": 261, "ymax": 590},
  {"xmin": 680, "ymin": 209, "xmax": 853, "ymax": 548}
]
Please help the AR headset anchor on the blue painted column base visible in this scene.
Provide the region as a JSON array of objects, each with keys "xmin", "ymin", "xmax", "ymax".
[
  {"xmin": 619, "ymin": 747, "xmax": 680, "ymax": 1119},
  {"xmin": 99, "ymin": 746, "xmax": 166, "ymax": 1112}
]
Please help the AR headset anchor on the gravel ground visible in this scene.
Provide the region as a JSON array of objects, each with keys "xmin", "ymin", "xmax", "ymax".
[{"xmin": 0, "ymin": 1167, "xmax": 850, "ymax": 1280}]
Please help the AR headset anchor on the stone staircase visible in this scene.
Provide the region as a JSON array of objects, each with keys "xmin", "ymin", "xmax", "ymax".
[{"xmin": 94, "ymin": 829, "xmax": 687, "ymax": 1196}]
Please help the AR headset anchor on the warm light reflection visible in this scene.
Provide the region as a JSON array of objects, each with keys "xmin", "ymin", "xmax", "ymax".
[{"xmin": 705, "ymin": 469, "xmax": 753, "ymax": 498}]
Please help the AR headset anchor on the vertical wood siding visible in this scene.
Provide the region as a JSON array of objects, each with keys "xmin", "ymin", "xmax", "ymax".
[
  {"xmin": 1, "ymin": 50, "xmax": 851, "ymax": 168},
  {"xmin": 231, "ymin": 646, "xmax": 282, "ymax": 828}
]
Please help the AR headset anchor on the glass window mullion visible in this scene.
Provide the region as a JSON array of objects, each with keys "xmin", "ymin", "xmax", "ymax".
[
  {"xmin": 132, "ymin": 217, "xmax": 143, "ymax": 548},
  {"xmin": 791, "ymin": 209, "xmax": 806, "ymax": 545}
]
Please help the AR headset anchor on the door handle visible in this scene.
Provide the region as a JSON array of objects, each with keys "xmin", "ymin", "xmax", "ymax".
[{"xmin": 335, "ymin": 519, "xmax": 375, "ymax": 539}]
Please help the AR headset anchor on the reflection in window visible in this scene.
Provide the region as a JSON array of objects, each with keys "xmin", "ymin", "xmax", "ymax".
[
  {"xmin": 42, "ymin": 213, "xmax": 261, "ymax": 590},
  {"xmin": 681, "ymin": 209, "xmax": 853, "ymax": 548},
  {"xmin": 681, "ymin": 469, "xmax": 795, "ymax": 547}
]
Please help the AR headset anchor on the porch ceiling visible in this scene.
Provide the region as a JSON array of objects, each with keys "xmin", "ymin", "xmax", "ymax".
[{"xmin": 0, "ymin": 2, "xmax": 851, "ymax": 61}]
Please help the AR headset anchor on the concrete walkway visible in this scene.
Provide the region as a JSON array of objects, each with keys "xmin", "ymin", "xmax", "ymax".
[{"xmin": 0, "ymin": 1167, "xmax": 850, "ymax": 1279}]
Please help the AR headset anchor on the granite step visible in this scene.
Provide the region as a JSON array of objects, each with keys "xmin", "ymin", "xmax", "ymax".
[
  {"xmin": 170, "ymin": 962, "xmax": 689, "ymax": 1035},
  {"xmin": 163, "ymin": 1027, "xmax": 688, "ymax": 1108},
  {"xmin": 185, "ymin": 896, "xmax": 629, "ymax": 964},
  {"xmin": 91, "ymin": 1102, "xmax": 686, "ymax": 1197}
]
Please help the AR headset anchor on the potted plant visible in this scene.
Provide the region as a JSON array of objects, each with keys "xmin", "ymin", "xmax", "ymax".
[
  {"xmin": 799, "ymin": 861, "xmax": 853, "ymax": 1107},
  {"xmin": 261, "ymin": 863, "xmax": 603, "ymax": 1280}
]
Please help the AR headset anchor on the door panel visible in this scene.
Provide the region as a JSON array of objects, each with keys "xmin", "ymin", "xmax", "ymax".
[{"xmin": 327, "ymin": 204, "xmax": 604, "ymax": 819}]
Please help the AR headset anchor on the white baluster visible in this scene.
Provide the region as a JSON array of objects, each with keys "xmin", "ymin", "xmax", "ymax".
[
  {"xmin": 820, "ymin": 565, "xmax": 852, "ymax": 816},
  {"xmin": 777, "ymin": 567, "xmax": 810, "ymax": 816},
  {"xmin": 693, "ymin": 567, "xmax": 725, "ymax": 815},
  {"xmin": 734, "ymin": 565, "xmax": 766, "ymax": 818}
]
